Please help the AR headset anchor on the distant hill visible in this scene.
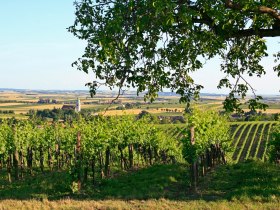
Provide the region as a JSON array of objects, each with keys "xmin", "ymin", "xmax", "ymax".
[{"xmin": 0, "ymin": 88, "xmax": 279, "ymax": 99}]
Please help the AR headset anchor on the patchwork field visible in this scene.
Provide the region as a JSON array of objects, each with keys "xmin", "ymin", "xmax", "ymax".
[
  {"xmin": 0, "ymin": 91, "xmax": 279, "ymax": 119},
  {"xmin": 0, "ymin": 104, "xmax": 64, "ymax": 114},
  {"xmin": 0, "ymin": 91, "xmax": 225, "ymax": 117}
]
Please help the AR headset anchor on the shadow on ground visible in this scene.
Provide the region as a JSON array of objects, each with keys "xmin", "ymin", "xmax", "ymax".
[
  {"xmin": 199, "ymin": 159, "xmax": 280, "ymax": 202},
  {"xmin": 0, "ymin": 160, "xmax": 279, "ymax": 202}
]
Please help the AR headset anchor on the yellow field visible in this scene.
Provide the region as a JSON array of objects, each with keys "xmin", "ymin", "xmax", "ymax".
[
  {"xmin": 101, "ymin": 109, "xmax": 159, "ymax": 116},
  {"xmin": 0, "ymin": 93, "xmax": 23, "ymax": 100},
  {"xmin": 81, "ymin": 104, "xmax": 116, "ymax": 109},
  {"xmin": 0, "ymin": 115, "xmax": 28, "ymax": 119},
  {"xmin": 0, "ymin": 103, "xmax": 26, "ymax": 107},
  {"xmin": 243, "ymin": 109, "xmax": 280, "ymax": 114},
  {"xmin": 0, "ymin": 92, "xmax": 38, "ymax": 102},
  {"xmin": 23, "ymin": 104, "xmax": 63, "ymax": 110},
  {"xmin": 100, "ymin": 108, "xmax": 185, "ymax": 116},
  {"xmin": 0, "ymin": 104, "xmax": 63, "ymax": 114},
  {"xmin": 186, "ymin": 102, "xmax": 224, "ymax": 112},
  {"xmin": 81, "ymin": 98, "xmax": 136, "ymax": 103}
]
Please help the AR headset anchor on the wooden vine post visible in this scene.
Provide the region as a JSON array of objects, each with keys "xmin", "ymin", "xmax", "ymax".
[
  {"xmin": 12, "ymin": 126, "xmax": 19, "ymax": 180},
  {"xmin": 190, "ymin": 126, "xmax": 197, "ymax": 192},
  {"xmin": 76, "ymin": 131, "xmax": 82, "ymax": 192}
]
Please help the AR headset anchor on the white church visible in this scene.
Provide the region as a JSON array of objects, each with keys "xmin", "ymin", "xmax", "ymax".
[
  {"xmin": 75, "ymin": 98, "xmax": 81, "ymax": 112},
  {"xmin": 62, "ymin": 98, "xmax": 81, "ymax": 113}
]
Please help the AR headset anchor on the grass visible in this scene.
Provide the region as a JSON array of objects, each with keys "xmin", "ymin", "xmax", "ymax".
[
  {"xmin": 200, "ymin": 160, "xmax": 280, "ymax": 202},
  {"xmin": 0, "ymin": 164, "xmax": 187, "ymax": 200},
  {"xmin": 0, "ymin": 160, "xmax": 279, "ymax": 209}
]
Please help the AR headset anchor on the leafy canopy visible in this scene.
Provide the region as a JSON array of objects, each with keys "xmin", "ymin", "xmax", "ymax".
[{"xmin": 69, "ymin": 0, "xmax": 280, "ymax": 112}]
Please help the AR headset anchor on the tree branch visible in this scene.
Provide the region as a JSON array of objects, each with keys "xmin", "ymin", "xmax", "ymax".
[
  {"xmin": 191, "ymin": 18, "xmax": 280, "ymax": 38},
  {"xmin": 225, "ymin": 0, "xmax": 280, "ymax": 21},
  {"xmin": 188, "ymin": 2, "xmax": 280, "ymax": 38},
  {"xmin": 101, "ymin": 77, "xmax": 126, "ymax": 116},
  {"xmin": 227, "ymin": 28, "xmax": 280, "ymax": 38}
]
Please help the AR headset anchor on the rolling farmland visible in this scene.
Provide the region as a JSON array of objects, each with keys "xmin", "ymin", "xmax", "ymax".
[{"xmin": 160, "ymin": 121, "xmax": 279, "ymax": 163}]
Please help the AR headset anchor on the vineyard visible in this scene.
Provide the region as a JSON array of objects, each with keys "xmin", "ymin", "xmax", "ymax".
[
  {"xmin": 230, "ymin": 121, "xmax": 278, "ymax": 162},
  {"xmin": 0, "ymin": 115, "xmax": 279, "ymax": 192},
  {"xmin": 0, "ymin": 116, "xmax": 182, "ymax": 188},
  {"xmin": 0, "ymin": 114, "xmax": 279, "ymax": 206},
  {"xmin": 159, "ymin": 121, "xmax": 280, "ymax": 163}
]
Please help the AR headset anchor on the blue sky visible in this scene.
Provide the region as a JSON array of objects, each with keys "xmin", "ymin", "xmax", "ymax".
[
  {"xmin": 0, "ymin": 1, "xmax": 279, "ymax": 94},
  {"xmin": 0, "ymin": 1, "xmax": 90, "ymax": 90}
]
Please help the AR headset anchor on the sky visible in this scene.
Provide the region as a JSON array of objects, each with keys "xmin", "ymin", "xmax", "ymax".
[{"xmin": 0, "ymin": 1, "xmax": 279, "ymax": 95}]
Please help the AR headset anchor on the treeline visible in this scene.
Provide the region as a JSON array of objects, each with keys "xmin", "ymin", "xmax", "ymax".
[
  {"xmin": 0, "ymin": 116, "xmax": 182, "ymax": 191},
  {"xmin": 0, "ymin": 100, "xmax": 36, "ymax": 104},
  {"xmin": 28, "ymin": 109, "xmax": 91, "ymax": 121},
  {"xmin": 0, "ymin": 110, "xmax": 15, "ymax": 114},
  {"xmin": 137, "ymin": 110, "xmax": 185, "ymax": 124},
  {"xmin": 229, "ymin": 111, "xmax": 279, "ymax": 122}
]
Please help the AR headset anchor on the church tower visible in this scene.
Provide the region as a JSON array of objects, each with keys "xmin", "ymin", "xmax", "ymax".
[{"xmin": 75, "ymin": 98, "xmax": 81, "ymax": 112}]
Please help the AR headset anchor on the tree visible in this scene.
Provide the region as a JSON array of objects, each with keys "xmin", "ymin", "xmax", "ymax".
[
  {"xmin": 137, "ymin": 110, "xmax": 151, "ymax": 119},
  {"xmin": 69, "ymin": 0, "xmax": 280, "ymax": 112}
]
